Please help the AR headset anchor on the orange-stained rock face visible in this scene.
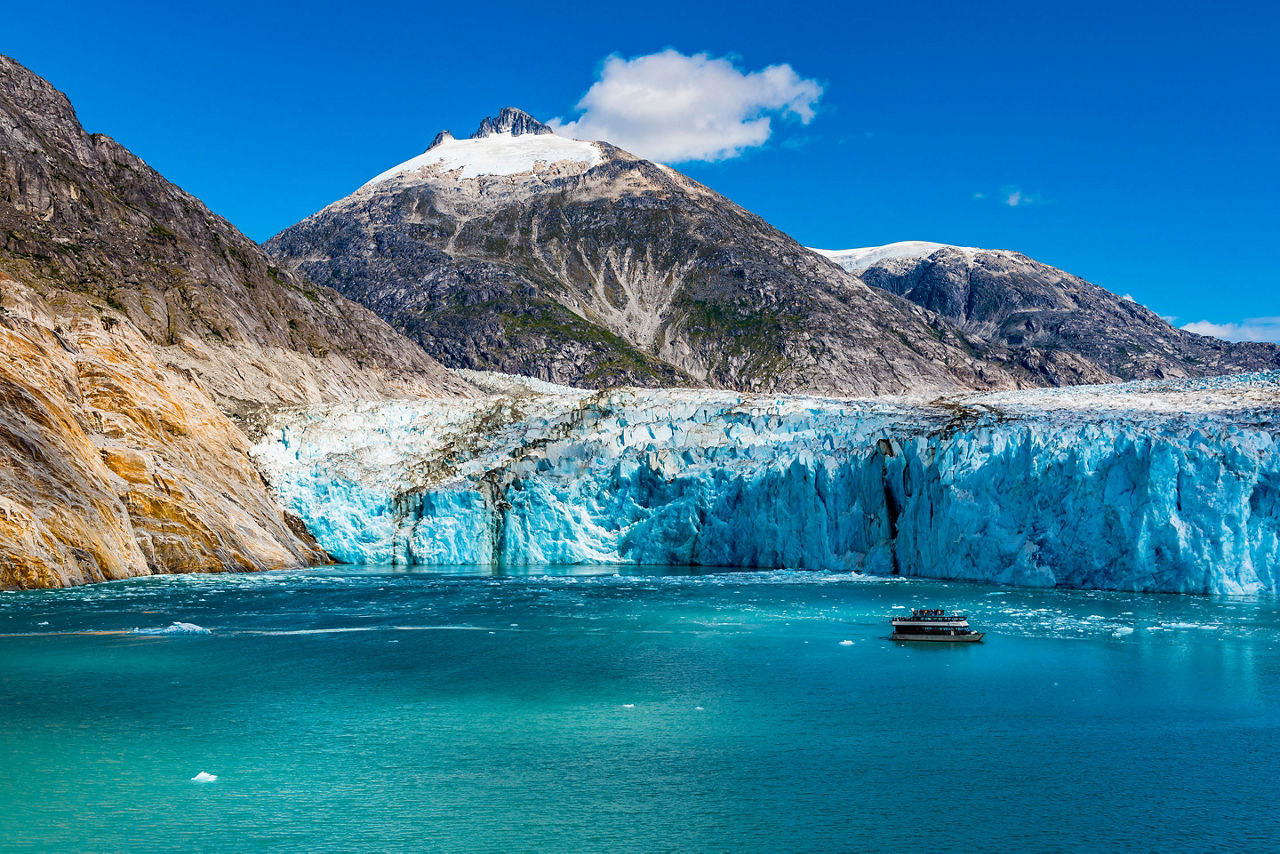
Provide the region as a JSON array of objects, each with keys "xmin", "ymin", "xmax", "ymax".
[
  {"xmin": 0, "ymin": 274, "xmax": 329, "ymax": 589},
  {"xmin": 0, "ymin": 54, "xmax": 478, "ymax": 588}
]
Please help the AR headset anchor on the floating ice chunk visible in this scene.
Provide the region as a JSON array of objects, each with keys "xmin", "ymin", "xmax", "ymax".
[
  {"xmin": 839, "ymin": 640, "xmax": 854, "ymax": 646},
  {"xmin": 621, "ymin": 704, "xmax": 635, "ymax": 709},
  {"xmin": 191, "ymin": 772, "xmax": 217, "ymax": 783},
  {"xmin": 131, "ymin": 622, "xmax": 210, "ymax": 635},
  {"xmin": 1113, "ymin": 627, "xmax": 1135, "ymax": 637}
]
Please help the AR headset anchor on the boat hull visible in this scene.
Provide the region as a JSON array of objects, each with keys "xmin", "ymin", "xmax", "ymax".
[{"xmin": 891, "ymin": 632, "xmax": 985, "ymax": 643}]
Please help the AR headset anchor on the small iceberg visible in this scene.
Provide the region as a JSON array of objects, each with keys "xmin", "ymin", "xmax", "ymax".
[
  {"xmin": 131, "ymin": 622, "xmax": 211, "ymax": 636},
  {"xmin": 191, "ymin": 772, "xmax": 217, "ymax": 783}
]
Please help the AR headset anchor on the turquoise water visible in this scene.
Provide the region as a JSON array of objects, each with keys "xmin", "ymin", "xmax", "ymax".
[{"xmin": 1, "ymin": 566, "xmax": 1278, "ymax": 852}]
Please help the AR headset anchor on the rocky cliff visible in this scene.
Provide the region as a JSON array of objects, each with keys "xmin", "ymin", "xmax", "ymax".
[
  {"xmin": 0, "ymin": 273, "xmax": 330, "ymax": 587},
  {"xmin": 0, "ymin": 55, "xmax": 472, "ymax": 588},
  {"xmin": 816, "ymin": 241, "xmax": 1280, "ymax": 382},
  {"xmin": 267, "ymin": 110, "xmax": 1025, "ymax": 396}
]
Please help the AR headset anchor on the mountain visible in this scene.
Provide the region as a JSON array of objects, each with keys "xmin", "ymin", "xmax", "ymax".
[
  {"xmin": 266, "ymin": 109, "xmax": 1021, "ymax": 396},
  {"xmin": 0, "ymin": 55, "xmax": 472, "ymax": 588},
  {"xmin": 0, "ymin": 55, "xmax": 472, "ymax": 423},
  {"xmin": 814, "ymin": 241, "xmax": 1280, "ymax": 381}
]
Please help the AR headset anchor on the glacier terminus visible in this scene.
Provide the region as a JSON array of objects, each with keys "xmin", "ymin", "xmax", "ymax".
[{"xmin": 252, "ymin": 372, "xmax": 1280, "ymax": 595}]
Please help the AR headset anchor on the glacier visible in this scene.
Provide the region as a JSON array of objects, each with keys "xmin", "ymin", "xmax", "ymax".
[{"xmin": 250, "ymin": 371, "xmax": 1280, "ymax": 594}]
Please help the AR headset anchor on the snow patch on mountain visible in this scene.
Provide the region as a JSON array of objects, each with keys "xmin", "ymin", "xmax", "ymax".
[
  {"xmin": 252, "ymin": 372, "xmax": 1280, "ymax": 594},
  {"xmin": 812, "ymin": 241, "xmax": 990, "ymax": 272},
  {"xmin": 363, "ymin": 132, "xmax": 602, "ymax": 186}
]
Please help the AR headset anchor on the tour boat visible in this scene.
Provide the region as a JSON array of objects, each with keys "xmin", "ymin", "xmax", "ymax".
[{"xmin": 890, "ymin": 608, "xmax": 984, "ymax": 643}]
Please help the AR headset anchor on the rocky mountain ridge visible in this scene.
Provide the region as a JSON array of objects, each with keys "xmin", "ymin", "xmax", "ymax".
[
  {"xmin": 0, "ymin": 55, "xmax": 471, "ymax": 423},
  {"xmin": 815, "ymin": 242, "xmax": 1280, "ymax": 381},
  {"xmin": 269, "ymin": 109, "xmax": 1052, "ymax": 395},
  {"xmin": 273, "ymin": 109, "xmax": 1276, "ymax": 395}
]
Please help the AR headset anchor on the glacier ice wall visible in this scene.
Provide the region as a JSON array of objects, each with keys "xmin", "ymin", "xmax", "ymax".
[{"xmin": 251, "ymin": 373, "xmax": 1280, "ymax": 594}]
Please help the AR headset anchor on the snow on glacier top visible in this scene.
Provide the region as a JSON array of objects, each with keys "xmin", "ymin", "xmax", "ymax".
[
  {"xmin": 363, "ymin": 131, "xmax": 603, "ymax": 187},
  {"xmin": 811, "ymin": 241, "xmax": 989, "ymax": 272},
  {"xmin": 961, "ymin": 370, "xmax": 1280, "ymax": 419}
]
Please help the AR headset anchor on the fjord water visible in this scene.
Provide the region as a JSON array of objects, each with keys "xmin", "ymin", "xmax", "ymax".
[{"xmin": 1, "ymin": 568, "xmax": 1277, "ymax": 852}]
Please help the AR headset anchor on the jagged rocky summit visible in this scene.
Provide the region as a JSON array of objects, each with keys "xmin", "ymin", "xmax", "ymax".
[
  {"xmin": 0, "ymin": 55, "xmax": 473, "ymax": 588},
  {"xmin": 473, "ymin": 106, "xmax": 556, "ymax": 138},
  {"xmin": 268, "ymin": 109, "xmax": 1037, "ymax": 396}
]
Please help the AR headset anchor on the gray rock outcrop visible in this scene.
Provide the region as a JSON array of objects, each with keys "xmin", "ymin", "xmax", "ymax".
[{"xmin": 825, "ymin": 243, "xmax": 1280, "ymax": 381}]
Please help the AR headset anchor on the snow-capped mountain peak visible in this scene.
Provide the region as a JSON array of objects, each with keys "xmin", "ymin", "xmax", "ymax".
[
  {"xmin": 811, "ymin": 241, "xmax": 989, "ymax": 273},
  {"xmin": 361, "ymin": 108, "xmax": 601, "ymax": 187}
]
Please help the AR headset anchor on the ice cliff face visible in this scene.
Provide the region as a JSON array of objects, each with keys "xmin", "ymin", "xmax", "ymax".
[{"xmin": 253, "ymin": 371, "xmax": 1280, "ymax": 594}]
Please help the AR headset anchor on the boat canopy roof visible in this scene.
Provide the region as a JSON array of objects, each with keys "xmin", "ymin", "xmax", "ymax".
[{"xmin": 895, "ymin": 608, "xmax": 966, "ymax": 621}]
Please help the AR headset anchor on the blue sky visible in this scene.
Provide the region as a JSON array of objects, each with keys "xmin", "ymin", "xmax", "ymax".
[{"xmin": 5, "ymin": 1, "xmax": 1278, "ymax": 338}]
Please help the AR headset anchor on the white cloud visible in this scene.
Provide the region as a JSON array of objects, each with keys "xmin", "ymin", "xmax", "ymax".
[
  {"xmin": 551, "ymin": 49, "xmax": 823, "ymax": 163},
  {"xmin": 972, "ymin": 185, "xmax": 1042, "ymax": 207},
  {"xmin": 1003, "ymin": 185, "xmax": 1041, "ymax": 207},
  {"xmin": 1182, "ymin": 317, "xmax": 1280, "ymax": 343}
]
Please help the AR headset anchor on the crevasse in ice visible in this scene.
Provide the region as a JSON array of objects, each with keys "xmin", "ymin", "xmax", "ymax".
[{"xmin": 251, "ymin": 372, "xmax": 1280, "ymax": 594}]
